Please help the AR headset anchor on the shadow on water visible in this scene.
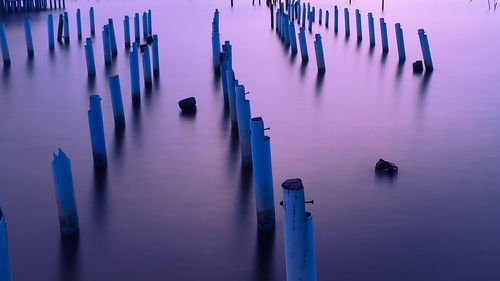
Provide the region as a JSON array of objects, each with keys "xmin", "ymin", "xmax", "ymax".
[
  {"xmin": 131, "ymin": 102, "xmax": 142, "ymax": 143},
  {"xmin": 380, "ymin": 52, "xmax": 388, "ymax": 67},
  {"xmin": 315, "ymin": 71, "xmax": 325, "ymax": 95},
  {"xmin": 93, "ymin": 167, "xmax": 108, "ymax": 226},
  {"xmin": 368, "ymin": 45, "xmax": 375, "ymax": 59},
  {"xmin": 59, "ymin": 234, "xmax": 80, "ymax": 281},
  {"xmin": 25, "ymin": 56, "xmax": 34, "ymax": 74},
  {"xmin": 1, "ymin": 66, "xmax": 10, "ymax": 89},
  {"xmin": 253, "ymin": 229, "xmax": 276, "ymax": 281},
  {"xmin": 213, "ymin": 69, "xmax": 221, "ymax": 91}
]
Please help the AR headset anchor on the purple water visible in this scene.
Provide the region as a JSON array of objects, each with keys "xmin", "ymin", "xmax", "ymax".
[{"xmin": 0, "ymin": 0, "xmax": 499, "ymax": 280}]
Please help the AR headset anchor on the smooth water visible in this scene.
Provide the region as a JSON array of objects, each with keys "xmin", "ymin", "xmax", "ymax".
[{"xmin": 0, "ymin": 0, "xmax": 499, "ymax": 280}]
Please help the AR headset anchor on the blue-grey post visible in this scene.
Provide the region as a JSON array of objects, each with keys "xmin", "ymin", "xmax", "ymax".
[
  {"xmin": 307, "ymin": 3, "xmax": 310, "ymax": 19},
  {"xmin": 0, "ymin": 24, "xmax": 11, "ymax": 66},
  {"xmin": 76, "ymin": 9, "xmax": 82, "ymax": 39},
  {"xmin": 313, "ymin": 34, "xmax": 325, "ymax": 72},
  {"xmin": 395, "ymin": 23, "xmax": 406, "ymax": 62},
  {"xmin": 368, "ymin": 13, "xmax": 375, "ymax": 46},
  {"xmin": 297, "ymin": 3, "xmax": 300, "ymax": 25},
  {"xmin": 334, "ymin": 5, "xmax": 338, "ymax": 33},
  {"xmin": 108, "ymin": 19, "xmax": 118, "ymax": 56},
  {"xmin": 235, "ymin": 85, "xmax": 252, "ymax": 164},
  {"xmin": 307, "ymin": 11, "xmax": 313, "ymax": 31},
  {"xmin": 250, "ymin": 117, "xmax": 276, "ymax": 230},
  {"xmin": 62, "ymin": 0, "xmax": 64, "ymax": 8},
  {"xmin": 124, "ymin": 16, "xmax": 131, "ymax": 48},
  {"xmin": 0, "ymin": 206, "xmax": 12, "ymax": 281},
  {"xmin": 221, "ymin": 41, "xmax": 232, "ymax": 102},
  {"xmin": 134, "ymin": 13, "xmax": 140, "ymax": 43},
  {"xmin": 418, "ymin": 29, "xmax": 433, "ymax": 71},
  {"xmin": 380, "ymin": 18, "xmax": 388, "ymax": 53},
  {"xmin": 130, "ymin": 43, "xmax": 141, "ymax": 103},
  {"xmin": 84, "ymin": 38, "xmax": 96, "ymax": 76},
  {"xmin": 301, "ymin": 3, "xmax": 305, "ymax": 27},
  {"xmin": 325, "ymin": 10, "xmax": 329, "ymax": 27},
  {"xmin": 142, "ymin": 12, "xmax": 148, "ymax": 40},
  {"xmin": 318, "ymin": 8, "xmax": 322, "ymax": 24},
  {"xmin": 108, "ymin": 75, "xmax": 126, "ymax": 130},
  {"xmin": 220, "ymin": 53, "xmax": 228, "ymax": 103},
  {"xmin": 282, "ymin": 178, "xmax": 317, "ymax": 281},
  {"xmin": 289, "ymin": 21, "xmax": 298, "ymax": 54},
  {"xmin": 226, "ymin": 70, "xmax": 238, "ymax": 128},
  {"xmin": 355, "ymin": 9, "xmax": 362, "ymax": 41},
  {"xmin": 88, "ymin": 95, "xmax": 108, "ymax": 168},
  {"xmin": 102, "ymin": 25, "xmax": 112, "ymax": 65},
  {"xmin": 89, "ymin": 7, "xmax": 95, "ymax": 36},
  {"xmin": 212, "ymin": 30, "xmax": 221, "ymax": 69},
  {"xmin": 51, "ymin": 148, "xmax": 80, "ymax": 235},
  {"xmin": 48, "ymin": 14, "xmax": 55, "ymax": 50},
  {"xmin": 344, "ymin": 8, "xmax": 350, "ymax": 37},
  {"xmin": 24, "ymin": 19, "xmax": 34, "ymax": 57},
  {"xmin": 147, "ymin": 9, "xmax": 152, "ymax": 37},
  {"xmin": 284, "ymin": 15, "xmax": 290, "ymax": 46},
  {"xmin": 152, "ymin": 34, "xmax": 159, "ymax": 77},
  {"xmin": 63, "ymin": 11, "xmax": 70, "ymax": 43},
  {"xmin": 298, "ymin": 27, "xmax": 308, "ymax": 62},
  {"xmin": 142, "ymin": 46, "xmax": 152, "ymax": 86}
]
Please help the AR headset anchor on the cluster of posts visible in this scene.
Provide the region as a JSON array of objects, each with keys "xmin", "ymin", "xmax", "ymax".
[
  {"xmin": 1, "ymin": 0, "xmax": 64, "ymax": 13},
  {"xmin": 212, "ymin": 9, "xmax": 318, "ymax": 281}
]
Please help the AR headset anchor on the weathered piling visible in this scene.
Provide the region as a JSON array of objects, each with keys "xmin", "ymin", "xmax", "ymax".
[
  {"xmin": 130, "ymin": 42, "xmax": 141, "ymax": 103},
  {"xmin": 334, "ymin": 5, "xmax": 338, "ymax": 33},
  {"xmin": 395, "ymin": 23, "xmax": 406, "ymax": 61},
  {"xmin": 284, "ymin": 14, "xmax": 290, "ymax": 46},
  {"xmin": 250, "ymin": 117, "xmax": 276, "ymax": 230},
  {"xmin": 51, "ymin": 148, "xmax": 80, "ymax": 236},
  {"xmin": 76, "ymin": 9, "xmax": 82, "ymax": 39},
  {"xmin": 142, "ymin": 12, "xmax": 148, "ymax": 40},
  {"xmin": 84, "ymin": 38, "xmax": 96, "ymax": 76},
  {"xmin": 307, "ymin": 11, "xmax": 313, "ymax": 31},
  {"xmin": 134, "ymin": 13, "xmax": 140, "ymax": 43},
  {"xmin": 418, "ymin": 29, "xmax": 433, "ymax": 71},
  {"xmin": 88, "ymin": 95, "xmax": 108, "ymax": 168},
  {"xmin": 63, "ymin": 11, "xmax": 70, "ymax": 43},
  {"xmin": 282, "ymin": 178, "xmax": 317, "ymax": 281},
  {"xmin": 325, "ymin": 10, "xmax": 329, "ymax": 27},
  {"xmin": 147, "ymin": 10, "xmax": 152, "ymax": 37},
  {"xmin": 48, "ymin": 14, "xmax": 55, "ymax": 50},
  {"xmin": 368, "ymin": 13, "xmax": 375, "ymax": 46},
  {"xmin": 212, "ymin": 28, "xmax": 221, "ymax": 69},
  {"xmin": 313, "ymin": 34, "xmax": 325, "ymax": 72},
  {"xmin": 0, "ymin": 206, "xmax": 12, "ymax": 281},
  {"xmin": 301, "ymin": 3, "xmax": 306, "ymax": 27},
  {"xmin": 344, "ymin": 8, "xmax": 350, "ymax": 37},
  {"xmin": 89, "ymin": 7, "xmax": 95, "ymax": 36},
  {"xmin": 124, "ymin": 16, "xmax": 131, "ymax": 48},
  {"xmin": 297, "ymin": 3, "xmax": 300, "ymax": 25},
  {"xmin": 108, "ymin": 19, "xmax": 118, "ymax": 56},
  {"xmin": 152, "ymin": 34, "xmax": 159, "ymax": 77},
  {"xmin": 318, "ymin": 8, "xmax": 322, "ymax": 24},
  {"xmin": 221, "ymin": 41, "xmax": 232, "ymax": 103},
  {"xmin": 311, "ymin": 7, "xmax": 315, "ymax": 22},
  {"xmin": 235, "ymin": 85, "xmax": 252, "ymax": 164},
  {"xmin": 270, "ymin": 4, "xmax": 274, "ymax": 28},
  {"xmin": 24, "ymin": 19, "xmax": 34, "ymax": 57},
  {"xmin": 0, "ymin": 24, "xmax": 10, "ymax": 66},
  {"xmin": 142, "ymin": 45, "xmax": 152, "ymax": 86},
  {"xmin": 108, "ymin": 75, "xmax": 126, "ymax": 130},
  {"xmin": 355, "ymin": 9, "xmax": 362, "ymax": 41},
  {"xmin": 289, "ymin": 21, "xmax": 298, "ymax": 54},
  {"xmin": 380, "ymin": 18, "xmax": 388, "ymax": 53},
  {"xmin": 226, "ymin": 69, "xmax": 239, "ymax": 128},
  {"xmin": 102, "ymin": 25, "xmax": 112, "ymax": 65},
  {"xmin": 57, "ymin": 13, "xmax": 63, "ymax": 42},
  {"xmin": 298, "ymin": 26, "xmax": 308, "ymax": 62}
]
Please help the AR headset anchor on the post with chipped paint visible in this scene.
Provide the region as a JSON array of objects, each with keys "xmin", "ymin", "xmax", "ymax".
[
  {"xmin": 88, "ymin": 95, "xmax": 108, "ymax": 168},
  {"xmin": 395, "ymin": 23, "xmax": 406, "ymax": 62},
  {"xmin": 235, "ymin": 85, "xmax": 252, "ymax": 164},
  {"xmin": 24, "ymin": 19, "xmax": 34, "ymax": 57},
  {"xmin": 130, "ymin": 42, "xmax": 141, "ymax": 104},
  {"xmin": 108, "ymin": 75, "xmax": 126, "ymax": 130},
  {"xmin": 380, "ymin": 18, "xmax": 388, "ymax": 53},
  {"xmin": 48, "ymin": 14, "xmax": 55, "ymax": 50}
]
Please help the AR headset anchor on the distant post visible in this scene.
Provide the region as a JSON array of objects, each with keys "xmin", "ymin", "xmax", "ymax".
[{"xmin": 88, "ymin": 95, "xmax": 108, "ymax": 168}]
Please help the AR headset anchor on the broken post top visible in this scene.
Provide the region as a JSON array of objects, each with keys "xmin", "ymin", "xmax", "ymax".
[
  {"xmin": 52, "ymin": 148, "xmax": 70, "ymax": 166},
  {"xmin": 282, "ymin": 178, "xmax": 304, "ymax": 191},
  {"xmin": 0, "ymin": 206, "xmax": 3, "ymax": 221},
  {"xmin": 251, "ymin": 117, "xmax": 263, "ymax": 122}
]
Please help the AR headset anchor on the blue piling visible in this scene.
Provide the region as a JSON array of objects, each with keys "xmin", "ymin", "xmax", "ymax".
[
  {"xmin": 142, "ymin": 45, "xmax": 152, "ymax": 87},
  {"xmin": 0, "ymin": 206, "xmax": 12, "ymax": 281},
  {"xmin": 130, "ymin": 42, "xmax": 141, "ymax": 103},
  {"xmin": 76, "ymin": 9, "xmax": 82, "ymax": 39},
  {"xmin": 108, "ymin": 19, "xmax": 118, "ymax": 56},
  {"xmin": 284, "ymin": 14, "xmax": 290, "ymax": 46},
  {"xmin": 301, "ymin": 3, "xmax": 305, "ymax": 27},
  {"xmin": 24, "ymin": 19, "xmax": 34, "ymax": 57},
  {"xmin": 307, "ymin": 3, "xmax": 310, "ymax": 19},
  {"xmin": 221, "ymin": 41, "xmax": 232, "ymax": 103},
  {"xmin": 344, "ymin": 8, "xmax": 350, "ymax": 37},
  {"xmin": 124, "ymin": 16, "xmax": 131, "ymax": 48},
  {"xmin": 63, "ymin": 11, "xmax": 69, "ymax": 43},
  {"xmin": 311, "ymin": 7, "xmax": 315, "ymax": 22},
  {"xmin": 334, "ymin": 5, "xmax": 338, "ymax": 33},
  {"xmin": 319, "ymin": 8, "xmax": 322, "ymax": 24},
  {"xmin": 88, "ymin": 95, "xmax": 108, "ymax": 168},
  {"xmin": 147, "ymin": 9, "xmax": 152, "ymax": 37},
  {"xmin": 395, "ymin": 23, "xmax": 406, "ymax": 62},
  {"xmin": 134, "ymin": 13, "xmax": 140, "ymax": 43},
  {"xmin": 325, "ymin": 10, "xmax": 329, "ymax": 27},
  {"xmin": 380, "ymin": 18, "xmax": 388, "ymax": 53},
  {"xmin": 289, "ymin": 21, "xmax": 298, "ymax": 54},
  {"xmin": 51, "ymin": 148, "xmax": 80, "ymax": 235},
  {"xmin": 250, "ymin": 117, "xmax": 276, "ymax": 230},
  {"xmin": 102, "ymin": 25, "xmax": 112, "ymax": 65},
  {"xmin": 212, "ymin": 29, "xmax": 221, "ymax": 69},
  {"xmin": 298, "ymin": 26, "xmax": 308, "ymax": 62},
  {"xmin": 355, "ymin": 9, "xmax": 362, "ymax": 41},
  {"xmin": 152, "ymin": 34, "xmax": 159, "ymax": 77},
  {"xmin": 220, "ymin": 52, "xmax": 228, "ymax": 103},
  {"xmin": 282, "ymin": 178, "xmax": 317, "ymax": 281},
  {"xmin": 108, "ymin": 75, "xmax": 126, "ymax": 130},
  {"xmin": 308, "ymin": 11, "xmax": 313, "ymax": 31},
  {"xmin": 89, "ymin": 7, "xmax": 95, "ymax": 36},
  {"xmin": 0, "ymin": 24, "xmax": 11, "ymax": 66},
  {"xmin": 368, "ymin": 13, "xmax": 375, "ymax": 46},
  {"xmin": 297, "ymin": 3, "xmax": 301, "ymax": 25},
  {"xmin": 418, "ymin": 29, "xmax": 433, "ymax": 71},
  {"xmin": 235, "ymin": 85, "xmax": 252, "ymax": 164},
  {"xmin": 84, "ymin": 38, "xmax": 96, "ymax": 76},
  {"xmin": 313, "ymin": 34, "xmax": 325, "ymax": 72},
  {"xmin": 142, "ymin": 12, "xmax": 148, "ymax": 40},
  {"xmin": 226, "ymin": 69, "xmax": 238, "ymax": 128},
  {"xmin": 62, "ymin": 0, "xmax": 64, "ymax": 8},
  {"xmin": 48, "ymin": 14, "xmax": 55, "ymax": 50}
]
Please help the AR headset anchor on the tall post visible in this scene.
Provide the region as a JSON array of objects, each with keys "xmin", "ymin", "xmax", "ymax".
[
  {"xmin": 0, "ymin": 24, "xmax": 11, "ymax": 67},
  {"xmin": 124, "ymin": 16, "xmax": 131, "ymax": 48},
  {"xmin": 297, "ymin": 3, "xmax": 300, "ymax": 25},
  {"xmin": 313, "ymin": 34, "xmax": 325, "ymax": 73},
  {"xmin": 250, "ymin": 117, "xmax": 276, "ymax": 230},
  {"xmin": 102, "ymin": 25, "xmax": 112, "ymax": 65},
  {"xmin": 152, "ymin": 34, "xmax": 160, "ymax": 78},
  {"xmin": 355, "ymin": 9, "xmax": 362, "ymax": 41},
  {"xmin": 108, "ymin": 19, "xmax": 118, "ymax": 56},
  {"xmin": 142, "ymin": 12, "xmax": 148, "ymax": 40},
  {"xmin": 48, "ymin": 14, "xmax": 55, "ymax": 50},
  {"xmin": 63, "ymin": 11, "xmax": 70, "ymax": 43},
  {"xmin": 57, "ymin": 13, "xmax": 63, "ymax": 42},
  {"xmin": 142, "ymin": 46, "xmax": 152, "ymax": 87},
  {"xmin": 395, "ymin": 23, "xmax": 406, "ymax": 62},
  {"xmin": 76, "ymin": 9, "xmax": 82, "ymax": 39},
  {"xmin": 235, "ymin": 85, "xmax": 252, "ymax": 164},
  {"xmin": 418, "ymin": 29, "xmax": 433, "ymax": 71},
  {"xmin": 271, "ymin": 4, "xmax": 274, "ymax": 28},
  {"xmin": 51, "ymin": 148, "xmax": 80, "ymax": 236},
  {"xmin": 380, "ymin": 18, "xmax": 388, "ymax": 53},
  {"xmin": 130, "ymin": 42, "xmax": 141, "ymax": 104},
  {"xmin": 284, "ymin": 14, "xmax": 290, "ymax": 46},
  {"xmin": 108, "ymin": 75, "xmax": 126, "ymax": 130},
  {"xmin": 318, "ymin": 8, "xmax": 322, "ymax": 24},
  {"xmin": 282, "ymin": 178, "xmax": 317, "ymax": 281},
  {"xmin": 212, "ymin": 28, "xmax": 221, "ymax": 69},
  {"xmin": 24, "ymin": 19, "xmax": 34, "ymax": 57},
  {"xmin": 147, "ymin": 9, "xmax": 152, "ymax": 37},
  {"xmin": 88, "ymin": 95, "xmax": 108, "ymax": 168},
  {"xmin": 84, "ymin": 38, "xmax": 96, "ymax": 77},
  {"xmin": 289, "ymin": 21, "xmax": 298, "ymax": 54},
  {"xmin": 134, "ymin": 13, "xmax": 140, "ymax": 43},
  {"xmin": 226, "ymin": 70, "xmax": 238, "ymax": 128},
  {"xmin": 89, "ymin": 7, "xmax": 95, "ymax": 36},
  {"xmin": 0, "ymin": 206, "xmax": 12, "ymax": 281},
  {"xmin": 307, "ymin": 11, "xmax": 313, "ymax": 31},
  {"xmin": 221, "ymin": 41, "xmax": 232, "ymax": 103},
  {"xmin": 325, "ymin": 10, "xmax": 329, "ymax": 27},
  {"xmin": 344, "ymin": 8, "xmax": 350, "ymax": 37},
  {"xmin": 301, "ymin": 3, "xmax": 305, "ymax": 27},
  {"xmin": 298, "ymin": 26, "xmax": 308, "ymax": 62},
  {"xmin": 334, "ymin": 5, "xmax": 338, "ymax": 33},
  {"xmin": 368, "ymin": 13, "xmax": 375, "ymax": 46}
]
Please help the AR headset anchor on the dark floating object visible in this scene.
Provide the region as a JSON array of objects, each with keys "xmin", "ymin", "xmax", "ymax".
[
  {"xmin": 146, "ymin": 36, "xmax": 153, "ymax": 44},
  {"xmin": 375, "ymin": 159, "xmax": 398, "ymax": 175},
  {"xmin": 412, "ymin": 60, "xmax": 424, "ymax": 73},
  {"xmin": 139, "ymin": 43, "xmax": 148, "ymax": 53},
  {"xmin": 178, "ymin": 97, "xmax": 197, "ymax": 113}
]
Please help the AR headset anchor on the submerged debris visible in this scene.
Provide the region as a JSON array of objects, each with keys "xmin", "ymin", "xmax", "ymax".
[
  {"xmin": 412, "ymin": 60, "xmax": 424, "ymax": 73},
  {"xmin": 375, "ymin": 159, "xmax": 398, "ymax": 175},
  {"xmin": 178, "ymin": 97, "xmax": 197, "ymax": 113}
]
